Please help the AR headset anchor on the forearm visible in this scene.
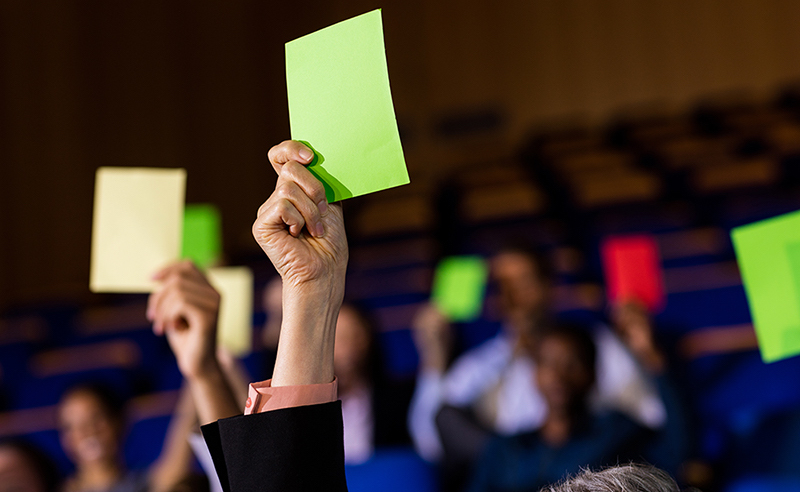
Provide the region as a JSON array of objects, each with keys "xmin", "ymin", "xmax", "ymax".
[
  {"xmin": 149, "ymin": 386, "xmax": 197, "ymax": 492},
  {"xmin": 187, "ymin": 362, "xmax": 242, "ymax": 425},
  {"xmin": 272, "ymin": 280, "xmax": 344, "ymax": 387}
]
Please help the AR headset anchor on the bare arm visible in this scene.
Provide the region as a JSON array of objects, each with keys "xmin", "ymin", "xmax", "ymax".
[
  {"xmin": 148, "ymin": 385, "xmax": 197, "ymax": 492},
  {"xmin": 147, "ymin": 261, "xmax": 241, "ymax": 425},
  {"xmin": 254, "ymin": 140, "xmax": 348, "ymax": 387}
]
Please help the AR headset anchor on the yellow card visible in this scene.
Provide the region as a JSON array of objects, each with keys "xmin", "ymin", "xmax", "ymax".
[
  {"xmin": 90, "ymin": 167, "xmax": 186, "ymax": 293},
  {"xmin": 207, "ymin": 266, "xmax": 253, "ymax": 357}
]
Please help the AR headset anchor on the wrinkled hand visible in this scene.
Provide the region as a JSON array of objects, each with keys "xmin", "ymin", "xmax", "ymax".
[
  {"xmin": 254, "ymin": 140, "xmax": 348, "ymax": 294},
  {"xmin": 147, "ymin": 261, "xmax": 220, "ymax": 380},
  {"xmin": 411, "ymin": 303, "xmax": 452, "ymax": 372}
]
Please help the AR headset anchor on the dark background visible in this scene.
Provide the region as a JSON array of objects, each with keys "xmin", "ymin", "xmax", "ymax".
[{"xmin": 2, "ymin": 0, "xmax": 800, "ymax": 310}]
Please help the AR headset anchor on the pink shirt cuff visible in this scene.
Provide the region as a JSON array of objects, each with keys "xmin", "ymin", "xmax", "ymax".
[{"xmin": 244, "ymin": 378, "xmax": 338, "ymax": 415}]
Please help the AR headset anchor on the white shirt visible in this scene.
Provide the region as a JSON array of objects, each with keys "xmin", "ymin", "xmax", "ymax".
[
  {"xmin": 408, "ymin": 325, "xmax": 666, "ymax": 461},
  {"xmin": 341, "ymin": 385, "xmax": 374, "ymax": 465}
]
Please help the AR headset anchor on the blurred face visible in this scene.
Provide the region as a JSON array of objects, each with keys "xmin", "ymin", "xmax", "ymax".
[
  {"xmin": 492, "ymin": 251, "xmax": 550, "ymax": 327},
  {"xmin": 58, "ymin": 390, "xmax": 121, "ymax": 468},
  {"xmin": 333, "ymin": 306, "xmax": 372, "ymax": 385},
  {"xmin": 0, "ymin": 447, "xmax": 45, "ymax": 492},
  {"xmin": 535, "ymin": 335, "xmax": 594, "ymax": 414}
]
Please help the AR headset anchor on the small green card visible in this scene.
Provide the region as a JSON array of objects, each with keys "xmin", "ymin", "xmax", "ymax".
[
  {"xmin": 732, "ymin": 209, "xmax": 800, "ymax": 363},
  {"xmin": 432, "ymin": 256, "xmax": 489, "ymax": 322},
  {"xmin": 182, "ymin": 204, "xmax": 222, "ymax": 269},
  {"xmin": 285, "ymin": 9, "xmax": 409, "ymax": 202}
]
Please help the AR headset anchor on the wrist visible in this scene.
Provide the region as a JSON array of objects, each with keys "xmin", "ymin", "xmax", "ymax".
[
  {"xmin": 271, "ymin": 277, "xmax": 344, "ymax": 387},
  {"xmin": 182, "ymin": 355, "xmax": 223, "ymax": 384}
]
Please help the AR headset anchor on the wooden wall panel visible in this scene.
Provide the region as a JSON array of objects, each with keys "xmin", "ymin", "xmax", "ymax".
[{"xmin": 3, "ymin": 0, "xmax": 800, "ymax": 310}]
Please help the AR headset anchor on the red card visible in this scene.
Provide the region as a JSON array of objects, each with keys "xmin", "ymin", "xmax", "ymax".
[{"xmin": 600, "ymin": 234, "xmax": 665, "ymax": 312}]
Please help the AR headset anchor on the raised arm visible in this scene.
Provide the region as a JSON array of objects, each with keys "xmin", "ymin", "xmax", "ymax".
[
  {"xmin": 254, "ymin": 140, "xmax": 348, "ymax": 387},
  {"xmin": 147, "ymin": 261, "xmax": 241, "ymax": 425}
]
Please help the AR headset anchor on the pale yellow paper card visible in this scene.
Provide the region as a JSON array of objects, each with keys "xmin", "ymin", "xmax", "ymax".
[
  {"xmin": 90, "ymin": 167, "xmax": 186, "ymax": 293},
  {"xmin": 208, "ymin": 266, "xmax": 253, "ymax": 357}
]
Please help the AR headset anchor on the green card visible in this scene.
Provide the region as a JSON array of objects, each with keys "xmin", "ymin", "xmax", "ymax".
[
  {"xmin": 285, "ymin": 9, "xmax": 409, "ymax": 202},
  {"xmin": 732, "ymin": 209, "xmax": 800, "ymax": 363},
  {"xmin": 432, "ymin": 256, "xmax": 489, "ymax": 322},
  {"xmin": 182, "ymin": 204, "xmax": 222, "ymax": 269}
]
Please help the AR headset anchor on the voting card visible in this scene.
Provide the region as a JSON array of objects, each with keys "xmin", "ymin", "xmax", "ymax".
[
  {"xmin": 600, "ymin": 234, "xmax": 666, "ymax": 312},
  {"xmin": 732, "ymin": 210, "xmax": 800, "ymax": 363},
  {"xmin": 90, "ymin": 167, "xmax": 186, "ymax": 293},
  {"xmin": 432, "ymin": 256, "xmax": 489, "ymax": 322},
  {"xmin": 285, "ymin": 9, "xmax": 409, "ymax": 202},
  {"xmin": 182, "ymin": 204, "xmax": 222, "ymax": 270},
  {"xmin": 208, "ymin": 266, "xmax": 254, "ymax": 357}
]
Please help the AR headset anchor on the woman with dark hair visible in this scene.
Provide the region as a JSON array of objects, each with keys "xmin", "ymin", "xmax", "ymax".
[
  {"xmin": 0, "ymin": 438, "xmax": 61, "ymax": 492},
  {"xmin": 333, "ymin": 303, "xmax": 411, "ymax": 464},
  {"xmin": 57, "ymin": 383, "xmax": 198, "ymax": 492}
]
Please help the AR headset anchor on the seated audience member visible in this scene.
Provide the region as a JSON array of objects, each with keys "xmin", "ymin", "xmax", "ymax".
[
  {"xmin": 334, "ymin": 302, "xmax": 412, "ymax": 463},
  {"xmin": 147, "ymin": 139, "xmax": 687, "ymax": 492},
  {"xmin": 57, "ymin": 382, "xmax": 198, "ymax": 492},
  {"xmin": 0, "ymin": 438, "xmax": 61, "ymax": 492},
  {"xmin": 466, "ymin": 319, "xmax": 688, "ymax": 492},
  {"xmin": 409, "ymin": 243, "xmax": 667, "ymax": 490}
]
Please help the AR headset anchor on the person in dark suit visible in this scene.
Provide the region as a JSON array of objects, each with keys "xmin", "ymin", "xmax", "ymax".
[
  {"xmin": 146, "ymin": 139, "xmax": 684, "ymax": 492},
  {"xmin": 148, "ymin": 140, "xmax": 349, "ymax": 492}
]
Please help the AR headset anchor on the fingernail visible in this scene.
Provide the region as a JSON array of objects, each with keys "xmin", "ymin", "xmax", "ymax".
[
  {"xmin": 299, "ymin": 148, "xmax": 313, "ymax": 162},
  {"xmin": 318, "ymin": 200, "xmax": 328, "ymax": 215},
  {"xmin": 316, "ymin": 222, "xmax": 325, "ymax": 237}
]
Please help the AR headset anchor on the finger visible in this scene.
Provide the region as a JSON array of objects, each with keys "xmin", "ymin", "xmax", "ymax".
[
  {"xmin": 160, "ymin": 289, "xmax": 192, "ymax": 333},
  {"xmin": 254, "ymin": 197, "xmax": 307, "ymax": 239},
  {"xmin": 267, "ymin": 140, "xmax": 314, "ymax": 175},
  {"xmin": 274, "ymin": 180, "xmax": 324, "ymax": 237},
  {"xmin": 279, "ymin": 160, "xmax": 328, "ymax": 215}
]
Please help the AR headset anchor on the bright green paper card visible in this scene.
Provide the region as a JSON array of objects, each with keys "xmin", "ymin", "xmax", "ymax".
[
  {"xmin": 432, "ymin": 256, "xmax": 489, "ymax": 322},
  {"xmin": 285, "ymin": 9, "xmax": 409, "ymax": 202},
  {"xmin": 732, "ymin": 209, "xmax": 800, "ymax": 363},
  {"xmin": 182, "ymin": 204, "xmax": 222, "ymax": 269}
]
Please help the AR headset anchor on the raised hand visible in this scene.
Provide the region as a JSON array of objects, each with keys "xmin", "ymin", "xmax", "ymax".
[
  {"xmin": 256, "ymin": 140, "xmax": 349, "ymax": 386},
  {"xmin": 611, "ymin": 301, "xmax": 665, "ymax": 373},
  {"xmin": 147, "ymin": 261, "xmax": 240, "ymax": 423},
  {"xmin": 411, "ymin": 303, "xmax": 452, "ymax": 373},
  {"xmin": 147, "ymin": 260, "xmax": 220, "ymax": 379},
  {"xmin": 254, "ymin": 140, "xmax": 348, "ymax": 291}
]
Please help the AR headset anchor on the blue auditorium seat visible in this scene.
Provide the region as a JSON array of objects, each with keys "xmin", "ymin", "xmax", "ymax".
[{"xmin": 344, "ymin": 447, "xmax": 437, "ymax": 492}]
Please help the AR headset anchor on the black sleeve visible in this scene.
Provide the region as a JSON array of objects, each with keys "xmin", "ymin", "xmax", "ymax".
[{"xmin": 201, "ymin": 401, "xmax": 348, "ymax": 492}]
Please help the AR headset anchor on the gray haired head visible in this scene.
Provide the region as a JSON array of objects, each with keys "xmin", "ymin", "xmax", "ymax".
[{"xmin": 542, "ymin": 464, "xmax": 683, "ymax": 492}]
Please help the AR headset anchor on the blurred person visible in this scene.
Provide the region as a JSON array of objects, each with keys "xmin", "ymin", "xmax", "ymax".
[
  {"xmin": 409, "ymin": 244, "xmax": 667, "ymax": 472},
  {"xmin": 0, "ymin": 438, "xmax": 61, "ymax": 492},
  {"xmin": 466, "ymin": 318, "xmax": 689, "ymax": 492},
  {"xmin": 57, "ymin": 382, "xmax": 198, "ymax": 492},
  {"xmin": 334, "ymin": 302, "xmax": 413, "ymax": 464}
]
